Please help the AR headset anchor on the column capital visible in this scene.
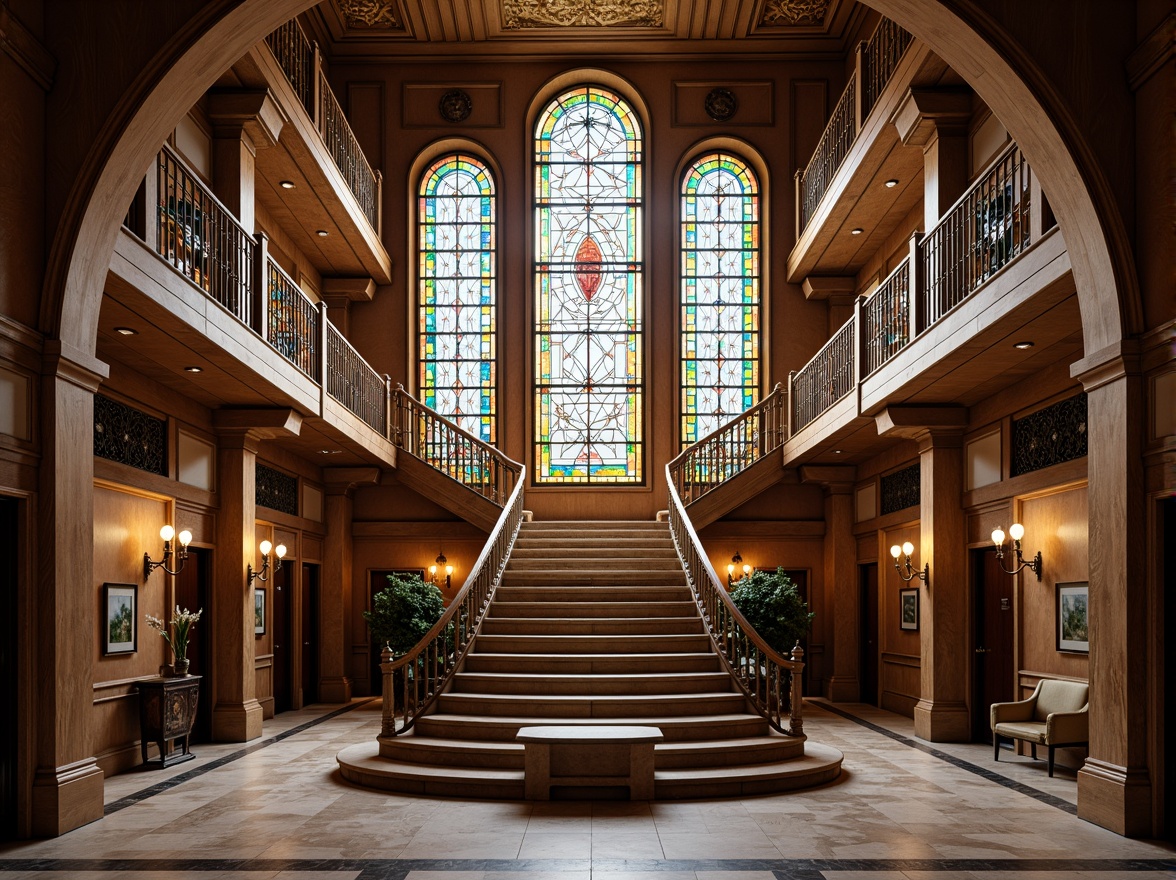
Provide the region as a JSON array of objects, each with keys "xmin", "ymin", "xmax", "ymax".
[
  {"xmin": 1070, "ymin": 338, "xmax": 1143, "ymax": 392},
  {"xmin": 875, "ymin": 405, "xmax": 967, "ymax": 443},
  {"xmin": 213, "ymin": 408, "xmax": 303, "ymax": 451},
  {"xmin": 323, "ymin": 466, "xmax": 381, "ymax": 495},
  {"xmin": 41, "ymin": 339, "xmax": 109, "ymax": 391},
  {"xmin": 207, "ymin": 88, "xmax": 287, "ymax": 151},
  {"xmin": 799, "ymin": 464, "xmax": 856, "ymax": 493},
  {"xmin": 890, "ymin": 87, "xmax": 972, "ymax": 147}
]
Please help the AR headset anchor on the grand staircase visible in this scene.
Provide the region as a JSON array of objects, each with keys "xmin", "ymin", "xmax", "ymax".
[{"xmin": 337, "ymin": 520, "xmax": 842, "ymax": 799}]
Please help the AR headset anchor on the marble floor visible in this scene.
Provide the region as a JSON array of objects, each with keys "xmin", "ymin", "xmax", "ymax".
[{"xmin": 1, "ymin": 699, "xmax": 1173, "ymax": 879}]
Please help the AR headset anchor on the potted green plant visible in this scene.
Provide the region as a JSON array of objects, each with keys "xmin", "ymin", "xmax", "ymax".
[
  {"xmin": 145, "ymin": 606, "xmax": 202, "ymax": 676},
  {"xmin": 364, "ymin": 573, "xmax": 446, "ymax": 706},
  {"xmin": 729, "ymin": 568, "xmax": 813, "ymax": 656}
]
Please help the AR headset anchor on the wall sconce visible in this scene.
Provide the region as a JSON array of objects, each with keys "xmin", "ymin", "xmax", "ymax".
[
  {"xmin": 430, "ymin": 550, "xmax": 454, "ymax": 589},
  {"xmin": 890, "ymin": 541, "xmax": 929, "ymax": 586},
  {"xmin": 991, "ymin": 523, "xmax": 1043, "ymax": 580},
  {"xmin": 144, "ymin": 525, "xmax": 192, "ymax": 581},
  {"xmin": 727, "ymin": 551, "xmax": 750, "ymax": 588},
  {"xmin": 247, "ymin": 539, "xmax": 286, "ymax": 587}
]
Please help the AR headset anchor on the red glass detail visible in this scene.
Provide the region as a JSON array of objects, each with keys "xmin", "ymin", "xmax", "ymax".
[{"xmin": 574, "ymin": 237, "xmax": 603, "ymax": 302}]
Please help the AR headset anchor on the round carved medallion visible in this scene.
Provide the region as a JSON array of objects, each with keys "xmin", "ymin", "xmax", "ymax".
[
  {"xmin": 439, "ymin": 89, "xmax": 473, "ymax": 123},
  {"xmin": 704, "ymin": 87, "xmax": 738, "ymax": 122}
]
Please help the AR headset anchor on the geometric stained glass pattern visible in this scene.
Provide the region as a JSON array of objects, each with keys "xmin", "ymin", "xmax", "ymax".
[
  {"xmin": 534, "ymin": 86, "xmax": 643, "ymax": 483},
  {"xmin": 680, "ymin": 152, "xmax": 761, "ymax": 448},
  {"xmin": 418, "ymin": 154, "xmax": 496, "ymax": 443}
]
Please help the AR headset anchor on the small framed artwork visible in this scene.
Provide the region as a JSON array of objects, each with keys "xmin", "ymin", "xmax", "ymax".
[
  {"xmin": 103, "ymin": 583, "xmax": 138, "ymax": 655},
  {"xmin": 899, "ymin": 587, "xmax": 920, "ymax": 631},
  {"xmin": 254, "ymin": 587, "xmax": 267, "ymax": 636},
  {"xmin": 1056, "ymin": 582, "xmax": 1089, "ymax": 653}
]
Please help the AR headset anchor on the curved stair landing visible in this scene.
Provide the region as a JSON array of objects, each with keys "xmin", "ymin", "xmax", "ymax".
[{"xmin": 338, "ymin": 520, "xmax": 842, "ymax": 799}]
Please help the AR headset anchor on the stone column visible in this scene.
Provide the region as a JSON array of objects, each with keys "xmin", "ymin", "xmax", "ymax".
[
  {"xmin": 1072, "ymin": 345, "xmax": 1151, "ymax": 837},
  {"xmin": 890, "ymin": 87, "xmax": 971, "ymax": 230},
  {"xmin": 320, "ymin": 467, "xmax": 380, "ymax": 703},
  {"xmin": 31, "ymin": 343, "xmax": 109, "ymax": 837},
  {"xmin": 210, "ymin": 409, "xmax": 301, "ymax": 742},
  {"xmin": 802, "ymin": 466, "xmax": 859, "ymax": 702}
]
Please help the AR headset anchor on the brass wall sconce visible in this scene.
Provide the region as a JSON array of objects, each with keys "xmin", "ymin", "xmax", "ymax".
[
  {"xmin": 727, "ymin": 551, "xmax": 750, "ymax": 588},
  {"xmin": 144, "ymin": 524, "xmax": 192, "ymax": 581},
  {"xmin": 991, "ymin": 523, "xmax": 1043, "ymax": 580},
  {"xmin": 430, "ymin": 550, "xmax": 454, "ymax": 589},
  {"xmin": 247, "ymin": 539, "xmax": 286, "ymax": 587},
  {"xmin": 890, "ymin": 541, "xmax": 929, "ymax": 586}
]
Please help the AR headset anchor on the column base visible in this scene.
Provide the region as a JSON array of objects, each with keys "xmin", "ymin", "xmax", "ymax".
[
  {"xmin": 825, "ymin": 675, "xmax": 860, "ymax": 703},
  {"xmin": 912, "ymin": 698, "xmax": 969, "ymax": 742},
  {"xmin": 1077, "ymin": 758, "xmax": 1153, "ymax": 837},
  {"xmin": 211, "ymin": 698, "xmax": 264, "ymax": 742},
  {"xmin": 319, "ymin": 675, "xmax": 352, "ymax": 703},
  {"xmin": 31, "ymin": 758, "xmax": 104, "ymax": 837}
]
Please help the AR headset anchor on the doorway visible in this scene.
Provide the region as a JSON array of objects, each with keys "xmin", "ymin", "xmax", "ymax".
[
  {"xmin": 301, "ymin": 563, "xmax": 319, "ymax": 706},
  {"xmin": 173, "ymin": 547, "xmax": 211, "ymax": 741},
  {"xmin": 859, "ymin": 563, "xmax": 879, "ymax": 706},
  {"xmin": 0, "ymin": 498, "xmax": 17, "ymax": 839},
  {"xmin": 971, "ymin": 547, "xmax": 1015, "ymax": 743},
  {"xmin": 272, "ymin": 562, "xmax": 293, "ymax": 713},
  {"xmin": 1163, "ymin": 498, "xmax": 1175, "ymax": 842}
]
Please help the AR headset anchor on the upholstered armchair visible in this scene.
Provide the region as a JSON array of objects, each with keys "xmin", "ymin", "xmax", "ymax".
[{"xmin": 991, "ymin": 679, "xmax": 1089, "ymax": 777}]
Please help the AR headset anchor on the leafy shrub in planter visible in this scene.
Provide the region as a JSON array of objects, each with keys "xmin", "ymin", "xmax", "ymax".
[
  {"xmin": 363, "ymin": 572, "xmax": 445, "ymax": 656},
  {"xmin": 729, "ymin": 568, "xmax": 814, "ymax": 655}
]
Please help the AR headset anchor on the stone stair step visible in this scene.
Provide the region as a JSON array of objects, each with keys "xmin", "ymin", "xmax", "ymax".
[
  {"xmin": 653, "ymin": 743, "xmax": 844, "ymax": 798},
  {"xmin": 378, "ymin": 734, "xmax": 525, "ymax": 769},
  {"xmin": 488, "ymin": 600, "xmax": 699, "ymax": 619},
  {"xmin": 473, "ymin": 633, "xmax": 712, "ymax": 654},
  {"xmin": 494, "ymin": 585, "xmax": 692, "ymax": 602},
  {"xmin": 436, "ymin": 691, "xmax": 748, "ymax": 718},
  {"xmin": 461, "ymin": 651, "xmax": 723, "ymax": 674},
  {"xmin": 451, "ymin": 671, "xmax": 732, "ymax": 696},
  {"xmin": 338, "ymin": 743, "xmax": 525, "ymax": 799},
  {"xmin": 479, "ymin": 616, "xmax": 704, "ymax": 636},
  {"xmin": 500, "ymin": 571, "xmax": 688, "ymax": 586},
  {"xmin": 654, "ymin": 734, "xmax": 806, "ymax": 768},
  {"xmin": 509, "ymin": 546, "xmax": 679, "ymax": 558},
  {"xmin": 412, "ymin": 712, "xmax": 770, "ymax": 743},
  {"xmin": 507, "ymin": 557, "xmax": 684, "ymax": 571}
]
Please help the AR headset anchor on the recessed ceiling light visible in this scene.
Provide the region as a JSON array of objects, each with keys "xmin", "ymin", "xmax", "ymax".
[
  {"xmin": 316, "ymin": 229, "xmax": 329, "ymax": 237},
  {"xmin": 1014, "ymin": 341, "xmax": 1035, "ymax": 350},
  {"xmin": 850, "ymin": 228, "xmax": 863, "ymax": 235},
  {"xmin": 318, "ymin": 449, "xmax": 342, "ymax": 455},
  {"xmin": 114, "ymin": 327, "xmax": 138, "ymax": 336},
  {"xmin": 884, "ymin": 179, "xmax": 899, "ymax": 188},
  {"xmin": 279, "ymin": 180, "xmax": 296, "ymax": 189},
  {"xmin": 833, "ymin": 449, "xmax": 843, "ymax": 454},
  {"xmin": 184, "ymin": 366, "xmax": 203, "ymax": 373}
]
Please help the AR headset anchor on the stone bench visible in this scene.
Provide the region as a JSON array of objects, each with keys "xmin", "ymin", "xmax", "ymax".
[{"xmin": 516, "ymin": 725, "xmax": 664, "ymax": 800}]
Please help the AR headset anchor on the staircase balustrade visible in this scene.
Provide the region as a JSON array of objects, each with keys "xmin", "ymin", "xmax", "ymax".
[
  {"xmin": 264, "ymin": 255, "xmax": 321, "ymax": 379},
  {"xmin": 665, "ymin": 469, "xmax": 805, "ymax": 737},
  {"xmin": 667, "ymin": 384, "xmax": 786, "ymax": 506},
  {"xmin": 860, "ymin": 16, "xmax": 913, "ymax": 120},
  {"xmin": 790, "ymin": 314, "xmax": 856, "ymax": 433},
  {"xmin": 263, "ymin": 19, "xmax": 315, "ymax": 119},
  {"xmin": 861, "ymin": 257, "xmax": 911, "ymax": 376},
  {"xmin": 380, "ymin": 464, "xmax": 526, "ymax": 737},
  {"xmin": 326, "ymin": 321, "xmax": 388, "ymax": 433}
]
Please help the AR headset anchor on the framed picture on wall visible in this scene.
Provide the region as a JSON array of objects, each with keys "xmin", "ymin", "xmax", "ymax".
[
  {"xmin": 1056, "ymin": 582, "xmax": 1089, "ymax": 653},
  {"xmin": 103, "ymin": 583, "xmax": 137, "ymax": 655},
  {"xmin": 254, "ymin": 587, "xmax": 266, "ymax": 636},
  {"xmin": 899, "ymin": 587, "xmax": 919, "ymax": 631}
]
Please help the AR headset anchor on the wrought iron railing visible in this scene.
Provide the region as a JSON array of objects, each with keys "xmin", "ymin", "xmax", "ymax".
[
  {"xmin": 791, "ymin": 316, "xmax": 856, "ymax": 432},
  {"xmin": 799, "ymin": 72, "xmax": 856, "ymax": 232},
  {"xmin": 392, "ymin": 385, "xmax": 523, "ymax": 504},
  {"xmin": 921, "ymin": 143, "xmax": 1032, "ymax": 327},
  {"xmin": 326, "ymin": 321, "xmax": 387, "ymax": 432},
  {"xmin": 263, "ymin": 19, "xmax": 314, "ymax": 118},
  {"xmin": 266, "ymin": 258, "xmax": 320, "ymax": 379},
  {"xmin": 667, "ymin": 384, "xmax": 787, "ymax": 507},
  {"xmin": 861, "ymin": 16, "xmax": 913, "ymax": 120},
  {"xmin": 666, "ymin": 470, "xmax": 805, "ymax": 736},
  {"xmin": 156, "ymin": 144, "xmax": 254, "ymax": 324},
  {"xmin": 861, "ymin": 258, "xmax": 911, "ymax": 376},
  {"xmin": 319, "ymin": 72, "xmax": 380, "ymax": 232},
  {"xmin": 381, "ymin": 463, "xmax": 526, "ymax": 737}
]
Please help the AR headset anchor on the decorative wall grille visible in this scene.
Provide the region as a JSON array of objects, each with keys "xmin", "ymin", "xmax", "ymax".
[
  {"xmin": 1011, "ymin": 392, "xmax": 1087, "ymax": 476},
  {"xmin": 93, "ymin": 395, "xmax": 167, "ymax": 476},
  {"xmin": 880, "ymin": 462, "xmax": 920, "ymax": 515},
  {"xmin": 256, "ymin": 463, "xmax": 299, "ymax": 515}
]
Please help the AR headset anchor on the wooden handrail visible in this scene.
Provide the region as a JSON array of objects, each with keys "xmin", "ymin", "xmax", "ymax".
[
  {"xmin": 665, "ymin": 465, "xmax": 805, "ymax": 736},
  {"xmin": 667, "ymin": 383, "xmax": 787, "ymax": 506},
  {"xmin": 380, "ymin": 463, "xmax": 526, "ymax": 736}
]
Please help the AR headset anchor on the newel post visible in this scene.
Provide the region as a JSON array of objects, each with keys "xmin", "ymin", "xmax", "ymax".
[
  {"xmin": 789, "ymin": 641, "xmax": 805, "ymax": 736},
  {"xmin": 380, "ymin": 645, "xmax": 395, "ymax": 737},
  {"xmin": 253, "ymin": 232, "xmax": 268, "ymax": 340},
  {"xmin": 908, "ymin": 230, "xmax": 923, "ymax": 341}
]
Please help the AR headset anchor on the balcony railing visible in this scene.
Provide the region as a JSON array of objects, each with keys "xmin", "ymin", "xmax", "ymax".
[
  {"xmin": 797, "ymin": 16, "xmax": 912, "ymax": 234},
  {"xmin": 264, "ymin": 255, "xmax": 320, "ymax": 380},
  {"xmin": 263, "ymin": 18, "xmax": 382, "ymax": 234},
  {"xmin": 861, "ymin": 258, "xmax": 911, "ymax": 376},
  {"xmin": 326, "ymin": 322, "xmax": 388, "ymax": 434},
  {"xmin": 667, "ymin": 384, "xmax": 787, "ymax": 507},
  {"xmin": 157, "ymin": 144, "xmax": 253, "ymax": 324},
  {"xmin": 791, "ymin": 316, "xmax": 856, "ymax": 432}
]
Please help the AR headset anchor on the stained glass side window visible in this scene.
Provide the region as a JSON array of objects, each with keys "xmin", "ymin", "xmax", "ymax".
[
  {"xmin": 418, "ymin": 153, "xmax": 496, "ymax": 443},
  {"xmin": 534, "ymin": 86, "xmax": 643, "ymax": 484},
  {"xmin": 680, "ymin": 152, "xmax": 760, "ymax": 448}
]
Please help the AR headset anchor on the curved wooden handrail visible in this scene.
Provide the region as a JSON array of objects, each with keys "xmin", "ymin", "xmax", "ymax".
[
  {"xmin": 379, "ymin": 461, "xmax": 526, "ymax": 737},
  {"xmin": 665, "ymin": 462, "xmax": 805, "ymax": 736}
]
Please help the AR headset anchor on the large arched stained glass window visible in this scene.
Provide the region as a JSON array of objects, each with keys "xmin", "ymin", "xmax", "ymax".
[
  {"xmin": 680, "ymin": 152, "xmax": 761, "ymax": 448},
  {"xmin": 418, "ymin": 153, "xmax": 496, "ymax": 443},
  {"xmin": 534, "ymin": 86, "xmax": 643, "ymax": 484}
]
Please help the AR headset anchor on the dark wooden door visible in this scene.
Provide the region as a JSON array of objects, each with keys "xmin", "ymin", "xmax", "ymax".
[
  {"xmin": 301, "ymin": 563, "xmax": 319, "ymax": 706},
  {"xmin": 859, "ymin": 563, "xmax": 879, "ymax": 706},
  {"xmin": 972, "ymin": 548, "xmax": 1015, "ymax": 743},
  {"xmin": 173, "ymin": 547, "xmax": 211, "ymax": 741},
  {"xmin": 0, "ymin": 499, "xmax": 17, "ymax": 838},
  {"xmin": 273, "ymin": 563, "xmax": 293, "ymax": 713},
  {"xmin": 1164, "ymin": 498, "xmax": 1175, "ymax": 842}
]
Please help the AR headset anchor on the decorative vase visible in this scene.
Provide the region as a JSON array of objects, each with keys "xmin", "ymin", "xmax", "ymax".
[{"xmin": 173, "ymin": 657, "xmax": 190, "ymax": 676}]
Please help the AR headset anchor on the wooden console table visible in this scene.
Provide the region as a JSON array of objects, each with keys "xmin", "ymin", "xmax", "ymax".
[{"xmin": 135, "ymin": 675, "xmax": 201, "ymax": 768}]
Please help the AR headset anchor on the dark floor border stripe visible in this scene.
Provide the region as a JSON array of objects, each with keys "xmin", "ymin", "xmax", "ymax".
[
  {"xmin": 103, "ymin": 698, "xmax": 377, "ymax": 815},
  {"xmin": 1, "ymin": 856, "xmax": 1174, "ymax": 875},
  {"xmin": 808, "ymin": 699, "xmax": 1079, "ymax": 815}
]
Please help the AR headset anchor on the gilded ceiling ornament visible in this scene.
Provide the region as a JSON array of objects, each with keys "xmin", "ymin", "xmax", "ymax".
[
  {"xmin": 502, "ymin": 0, "xmax": 663, "ymax": 29},
  {"xmin": 704, "ymin": 87, "xmax": 738, "ymax": 121},
  {"xmin": 335, "ymin": 0, "xmax": 403, "ymax": 29},
  {"xmin": 759, "ymin": 0, "xmax": 829, "ymax": 27}
]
